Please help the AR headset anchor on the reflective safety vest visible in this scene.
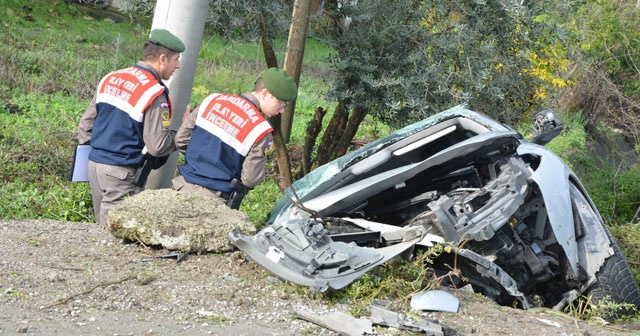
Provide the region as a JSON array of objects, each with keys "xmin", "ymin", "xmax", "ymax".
[
  {"xmin": 89, "ymin": 65, "xmax": 170, "ymax": 167},
  {"xmin": 179, "ymin": 93, "xmax": 273, "ymax": 192}
]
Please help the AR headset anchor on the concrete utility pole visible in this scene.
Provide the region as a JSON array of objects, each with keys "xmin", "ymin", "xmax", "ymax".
[{"xmin": 145, "ymin": 0, "xmax": 208, "ymax": 189}]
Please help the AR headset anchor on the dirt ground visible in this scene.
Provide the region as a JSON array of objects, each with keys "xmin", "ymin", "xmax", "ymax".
[{"xmin": 2, "ymin": 219, "xmax": 640, "ymax": 336}]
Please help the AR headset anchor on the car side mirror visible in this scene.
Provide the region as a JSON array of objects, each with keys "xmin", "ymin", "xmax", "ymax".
[{"xmin": 531, "ymin": 108, "xmax": 563, "ymax": 146}]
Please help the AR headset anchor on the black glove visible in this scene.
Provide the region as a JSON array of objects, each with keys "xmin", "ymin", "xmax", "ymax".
[
  {"xmin": 146, "ymin": 154, "xmax": 169, "ymax": 170},
  {"xmin": 134, "ymin": 154, "xmax": 169, "ymax": 187},
  {"xmin": 227, "ymin": 179, "xmax": 249, "ymax": 209}
]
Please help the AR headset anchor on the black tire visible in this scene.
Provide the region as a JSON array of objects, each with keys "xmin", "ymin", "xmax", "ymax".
[
  {"xmin": 569, "ymin": 182, "xmax": 640, "ymax": 319},
  {"xmin": 584, "ymin": 225, "xmax": 640, "ymax": 319}
]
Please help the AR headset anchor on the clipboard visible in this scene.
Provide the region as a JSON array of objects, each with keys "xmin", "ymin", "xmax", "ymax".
[{"xmin": 69, "ymin": 144, "xmax": 91, "ymax": 182}]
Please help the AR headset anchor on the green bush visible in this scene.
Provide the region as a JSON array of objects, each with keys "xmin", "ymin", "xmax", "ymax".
[
  {"xmin": 577, "ymin": 163, "xmax": 640, "ymax": 223},
  {"xmin": 319, "ymin": 246, "xmax": 446, "ymax": 316}
]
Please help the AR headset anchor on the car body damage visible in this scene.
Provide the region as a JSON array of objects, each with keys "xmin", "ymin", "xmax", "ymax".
[
  {"xmin": 228, "ymin": 221, "xmax": 420, "ymax": 292},
  {"xmin": 228, "ymin": 104, "xmax": 640, "ymax": 311}
]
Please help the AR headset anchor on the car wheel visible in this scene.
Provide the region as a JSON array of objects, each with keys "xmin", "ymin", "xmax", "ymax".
[
  {"xmin": 584, "ymin": 223, "xmax": 640, "ymax": 319},
  {"xmin": 570, "ymin": 183, "xmax": 640, "ymax": 319}
]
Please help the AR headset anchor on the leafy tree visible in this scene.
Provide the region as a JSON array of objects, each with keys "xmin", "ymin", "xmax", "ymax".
[{"xmin": 310, "ymin": 0, "xmax": 571, "ymax": 167}]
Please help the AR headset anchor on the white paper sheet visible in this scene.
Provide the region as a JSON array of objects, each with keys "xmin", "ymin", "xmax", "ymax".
[{"xmin": 69, "ymin": 144, "xmax": 91, "ymax": 182}]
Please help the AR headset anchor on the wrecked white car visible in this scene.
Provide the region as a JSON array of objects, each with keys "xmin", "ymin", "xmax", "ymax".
[{"xmin": 228, "ymin": 104, "xmax": 640, "ymax": 311}]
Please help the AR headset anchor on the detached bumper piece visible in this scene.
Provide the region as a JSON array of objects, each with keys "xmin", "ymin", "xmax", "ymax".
[{"xmin": 228, "ymin": 218, "xmax": 418, "ymax": 292}]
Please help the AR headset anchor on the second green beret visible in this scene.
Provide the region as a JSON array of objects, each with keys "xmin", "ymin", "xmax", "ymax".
[{"xmin": 262, "ymin": 68, "xmax": 298, "ymax": 102}]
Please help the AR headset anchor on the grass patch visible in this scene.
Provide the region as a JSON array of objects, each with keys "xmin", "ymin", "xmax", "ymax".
[
  {"xmin": 0, "ymin": 91, "xmax": 93, "ymax": 221},
  {"xmin": 565, "ymin": 294, "xmax": 639, "ymax": 322}
]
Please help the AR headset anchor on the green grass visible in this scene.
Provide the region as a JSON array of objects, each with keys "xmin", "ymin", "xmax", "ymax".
[{"xmin": 2, "ymin": 1, "xmax": 144, "ymax": 98}]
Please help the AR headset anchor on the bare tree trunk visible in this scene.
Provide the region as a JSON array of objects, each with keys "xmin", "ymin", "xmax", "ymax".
[
  {"xmin": 302, "ymin": 106, "xmax": 326, "ymax": 174},
  {"xmin": 316, "ymin": 101, "xmax": 348, "ymax": 165},
  {"xmin": 333, "ymin": 105, "xmax": 367, "ymax": 157},
  {"xmin": 258, "ymin": 11, "xmax": 292, "ymax": 182},
  {"xmin": 282, "ymin": 0, "xmax": 313, "ymax": 143},
  {"xmin": 271, "ymin": 122, "xmax": 292, "ymax": 181},
  {"xmin": 258, "ymin": 13, "xmax": 278, "ymax": 68}
]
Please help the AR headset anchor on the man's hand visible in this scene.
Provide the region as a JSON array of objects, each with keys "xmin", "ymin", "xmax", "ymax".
[{"xmin": 182, "ymin": 104, "xmax": 191, "ymax": 123}]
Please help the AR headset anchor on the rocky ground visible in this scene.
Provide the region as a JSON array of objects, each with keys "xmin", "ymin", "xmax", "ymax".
[{"xmin": 2, "ymin": 218, "xmax": 640, "ymax": 335}]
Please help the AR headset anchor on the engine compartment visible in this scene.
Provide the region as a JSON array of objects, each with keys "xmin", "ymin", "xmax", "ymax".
[{"xmin": 322, "ymin": 141, "xmax": 584, "ymax": 308}]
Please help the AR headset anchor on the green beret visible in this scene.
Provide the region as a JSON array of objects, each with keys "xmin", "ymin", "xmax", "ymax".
[
  {"xmin": 262, "ymin": 68, "xmax": 298, "ymax": 102},
  {"xmin": 149, "ymin": 29, "xmax": 185, "ymax": 53}
]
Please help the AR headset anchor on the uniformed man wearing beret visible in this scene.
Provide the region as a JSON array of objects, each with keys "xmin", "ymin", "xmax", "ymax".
[
  {"xmin": 77, "ymin": 29, "xmax": 187, "ymax": 226},
  {"xmin": 173, "ymin": 67, "xmax": 298, "ymax": 209}
]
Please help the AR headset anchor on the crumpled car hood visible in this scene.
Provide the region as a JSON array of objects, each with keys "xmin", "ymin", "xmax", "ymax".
[
  {"xmin": 268, "ymin": 104, "xmax": 515, "ymax": 225},
  {"xmin": 231, "ymin": 105, "xmax": 530, "ymax": 291}
]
